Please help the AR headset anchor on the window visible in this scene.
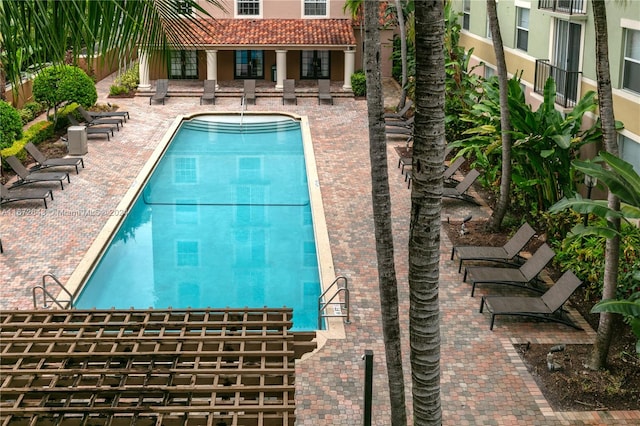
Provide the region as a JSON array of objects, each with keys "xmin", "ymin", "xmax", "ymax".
[
  {"xmin": 516, "ymin": 7, "xmax": 529, "ymax": 51},
  {"xmin": 235, "ymin": 50, "xmax": 264, "ymax": 78},
  {"xmin": 301, "ymin": 51, "xmax": 330, "ymax": 79},
  {"xmin": 237, "ymin": 0, "xmax": 259, "ymax": 16},
  {"xmin": 170, "ymin": 50, "xmax": 198, "ymax": 79},
  {"xmin": 620, "ymin": 134, "xmax": 640, "ymax": 173},
  {"xmin": 484, "ymin": 65, "xmax": 496, "ymax": 79},
  {"xmin": 623, "ymin": 29, "xmax": 640, "ymax": 94},
  {"xmin": 462, "ymin": 0, "xmax": 471, "ymax": 30},
  {"xmin": 176, "ymin": 0, "xmax": 192, "ymax": 15},
  {"xmin": 304, "ymin": 0, "xmax": 326, "ymax": 16},
  {"xmin": 176, "ymin": 241, "xmax": 199, "ymax": 267},
  {"xmin": 486, "ymin": 16, "xmax": 492, "ymax": 39}
]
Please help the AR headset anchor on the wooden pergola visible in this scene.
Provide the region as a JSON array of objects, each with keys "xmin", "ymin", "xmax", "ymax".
[{"xmin": 0, "ymin": 308, "xmax": 316, "ymax": 426}]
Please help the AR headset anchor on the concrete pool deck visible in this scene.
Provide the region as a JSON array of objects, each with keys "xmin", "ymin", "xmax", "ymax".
[{"xmin": 1, "ymin": 75, "xmax": 638, "ymax": 425}]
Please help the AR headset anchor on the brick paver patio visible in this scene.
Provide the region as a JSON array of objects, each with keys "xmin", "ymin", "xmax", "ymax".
[{"xmin": 1, "ymin": 75, "xmax": 638, "ymax": 425}]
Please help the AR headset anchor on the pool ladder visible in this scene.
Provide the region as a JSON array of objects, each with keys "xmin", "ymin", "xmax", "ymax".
[
  {"xmin": 318, "ymin": 276, "xmax": 350, "ymax": 329},
  {"xmin": 240, "ymin": 95, "xmax": 246, "ymax": 126},
  {"xmin": 32, "ymin": 273, "xmax": 73, "ymax": 309}
]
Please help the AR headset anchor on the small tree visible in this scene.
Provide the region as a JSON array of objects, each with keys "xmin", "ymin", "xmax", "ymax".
[
  {"xmin": 33, "ymin": 65, "xmax": 97, "ymax": 122},
  {"xmin": 0, "ymin": 100, "xmax": 23, "ymax": 150}
]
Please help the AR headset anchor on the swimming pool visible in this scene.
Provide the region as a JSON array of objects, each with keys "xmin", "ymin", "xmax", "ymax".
[{"xmin": 73, "ymin": 114, "xmax": 328, "ymax": 330}]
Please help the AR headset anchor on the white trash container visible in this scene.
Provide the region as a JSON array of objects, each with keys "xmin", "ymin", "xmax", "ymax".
[{"xmin": 68, "ymin": 125, "xmax": 88, "ymax": 155}]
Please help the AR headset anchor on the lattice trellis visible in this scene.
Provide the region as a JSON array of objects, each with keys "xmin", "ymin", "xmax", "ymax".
[{"xmin": 0, "ymin": 308, "xmax": 316, "ymax": 426}]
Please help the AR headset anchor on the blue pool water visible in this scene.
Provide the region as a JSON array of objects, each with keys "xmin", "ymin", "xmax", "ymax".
[{"xmin": 75, "ymin": 117, "xmax": 321, "ymax": 330}]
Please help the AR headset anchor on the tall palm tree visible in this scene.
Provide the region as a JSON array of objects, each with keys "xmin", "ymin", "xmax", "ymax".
[
  {"xmin": 394, "ymin": 0, "xmax": 409, "ymax": 108},
  {"xmin": 410, "ymin": 0, "xmax": 445, "ymax": 424},
  {"xmin": 363, "ymin": 2, "xmax": 407, "ymax": 423},
  {"xmin": 485, "ymin": 0, "xmax": 512, "ymax": 231},
  {"xmin": 0, "ymin": 0, "xmax": 222, "ymax": 98},
  {"xmin": 587, "ymin": 0, "xmax": 621, "ymax": 371}
]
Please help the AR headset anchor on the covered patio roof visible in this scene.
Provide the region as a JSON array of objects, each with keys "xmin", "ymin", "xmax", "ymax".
[{"xmin": 178, "ymin": 18, "xmax": 357, "ymax": 48}]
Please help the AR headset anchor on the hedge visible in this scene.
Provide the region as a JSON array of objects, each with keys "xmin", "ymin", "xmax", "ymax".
[{"xmin": 1, "ymin": 120, "xmax": 54, "ymax": 162}]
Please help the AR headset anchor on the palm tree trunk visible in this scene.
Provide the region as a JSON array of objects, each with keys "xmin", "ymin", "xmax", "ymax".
[
  {"xmin": 363, "ymin": 2, "xmax": 408, "ymax": 424},
  {"xmin": 395, "ymin": 0, "xmax": 408, "ymax": 107},
  {"xmin": 410, "ymin": 1, "xmax": 444, "ymax": 424},
  {"xmin": 486, "ymin": 0, "xmax": 512, "ymax": 231},
  {"xmin": 588, "ymin": 0, "xmax": 621, "ymax": 371}
]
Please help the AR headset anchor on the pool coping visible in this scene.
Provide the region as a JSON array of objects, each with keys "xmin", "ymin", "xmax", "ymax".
[{"xmin": 63, "ymin": 111, "xmax": 345, "ymax": 344}]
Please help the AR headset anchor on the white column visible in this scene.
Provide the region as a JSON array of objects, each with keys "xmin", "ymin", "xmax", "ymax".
[
  {"xmin": 138, "ymin": 49, "xmax": 151, "ymax": 90},
  {"xmin": 206, "ymin": 50, "xmax": 219, "ymax": 89},
  {"xmin": 343, "ymin": 48, "xmax": 356, "ymax": 91},
  {"xmin": 275, "ymin": 50, "xmax": 288, "ymax": 90}
]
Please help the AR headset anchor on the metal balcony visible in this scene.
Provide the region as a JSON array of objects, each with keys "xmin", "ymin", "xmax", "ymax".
[
  {"xmin": 534, "ymin": 59, "xmax": 582, "ymax": 108},
  {"xmin": 538, "ymin": 0, "xmax": 586, "ymax": 15}
]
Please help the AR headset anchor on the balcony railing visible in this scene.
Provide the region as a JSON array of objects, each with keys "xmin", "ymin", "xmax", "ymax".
[
  {"xmin": 538, "ymin": 0, "xmax": 586, "ymax": 15},
  {"xmin": 534, "ymin": 59, "xmax": 582, "ymax": 108}
]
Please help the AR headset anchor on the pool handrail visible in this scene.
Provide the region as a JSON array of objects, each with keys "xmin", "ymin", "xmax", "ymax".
[{"xmin": 318, "ymin": 276, "xmax": 350, "ymax": 329}]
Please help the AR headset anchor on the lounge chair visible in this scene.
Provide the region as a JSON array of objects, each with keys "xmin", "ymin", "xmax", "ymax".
[
  {"xmin": 283, "ymin": 79, "xmax": 297, "ymax": 105},
  {"xmin": 5, "ymin": 155, "xmax": 70, "ymax": 190},
  {"xmin": 386, "ymin": 115, "xmax": 414, "ymax": 128},
  {"xmin": 442, "ymin": 168, "xmax": 481, "ymax": 205},
  {"xmin": 443, "ymin": 156, "xmax": 465, "ymax": 186},
  {"xmin": 464, "ymin": 242, "xmax": 556, "ymax": 296},
  {"xmin": 1, "ymin": 183, "xmax": 53, "ymax": 208},
  {"xmin": 386, "ymin": 125, "xmax": 413, "ymax": 136},
  {"xmin": 480, "ymin": 270, "xmax": 583, "ymax": 330},
  {"xmin": 25, "ymin": 142, "xmax": 84, "ymax": 174},
  {"xmin": 451, "ymin": 222, "xmax": 536, "ymax": 273},
  {"xmin": 85, "ymin": 104, "xmax": 129, "ymax": 122},
  {"xmin": 77, "ymin": 106, "xmax": 123, "ymax": 130},
  {"xmin": 200, "ymin": 79, "xmax": 216, "ymax": 105},
  {"xmin": 150, "ymin": 79, "xmax": 168, "ymax": 105},
  {"xmin": 68, "ymin": 116, "xmax": 113, "ymax": 140},
  {"xmin": 385, "ymin": 99, "xmax": 413, "ymax": 120},
  {"xmin": 243, "ymin": 79, "xmax": 256, "ymax": 105},
  {"xmin": 318, "ymin": 79, "xmax": 333, "ymax": 105}
]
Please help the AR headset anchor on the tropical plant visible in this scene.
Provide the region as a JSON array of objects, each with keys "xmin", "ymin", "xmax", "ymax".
[
  {"xmin": 363, "ymin": 3, "xmax": 407, "ymax": 423},
  {"xmin": 443, "ymin": 2, "xmax": 483, "ymax": 144},
  {"xmin": 592, "ymin": 290, "xmax": 640, "ymax": 355},
  {"xmin": 32, "ymin": 65, "xmax": 97, "ymax": 122},
  {"xmin": 550, "ymin": 151, "xmax": 640, "ymax": 361},
  {"xmin": 451, "ymin": 76, "xmax": 599, "ymax": 214},
  {"xmin": 0, "ymin": 1, "xmax": 221, "ymax": 103},
  {"xmin": 410, "ymin": 1, "xmax": 445, "ymax": 424},
  {"xmin": 110, "ymin": 63, "xmax": 140, "ymax": 95},
  {"xmin": 0, "ymin": 100, "xmax": 23, "ymax": 150}
]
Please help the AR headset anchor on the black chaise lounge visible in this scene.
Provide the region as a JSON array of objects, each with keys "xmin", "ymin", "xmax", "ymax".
[
  {"xmin": 442, "ymin": 168, "xmax": 481, "ymax": 205},
  {"xmin": 150, "ymin": 79, "xmax": 168, "ymax": 105},
  {"xmin": 243, "ymin": 79, "xmax": 256, "ymax": 105},
  {"xmin": 318, "ymin": 79, "xmax": 333, "ymax": 105},
  {"xmin": 385, "ymin": 115, "xmax": 414, "ymax": 129},
  {"xmin": 464, "ymin": 242, "xmax": 556, "ymax": 296},
  {"xmin": 480, "ymin": 270, "xmax": 584, "ymax": 330},
  {"xmin": 1, "ymin": 183, "xmax": 53, "ymax": 208},
  {"xmin": 283, "ymin": 79, "xmax": 297, "ymax": 105},
  {"xmin": 6, "ymin": 155, "xmax": 70, "ymax": 190},
  {"xmin": 451, "ymin": 222, "xmax": 536, "ymax": 273},
  {"xmin": 200, "ymin": 79, "xmax": 216, "ymax": 105},
  {"xmin": 385, "ymin": 99, "xmax": 413, "ymax": 120},
  {"xmin": 25, "ymin": 142, "xmax": 84, "ymax": 174},
  {"xmin": 68, "ymin": 116, "xmax": 113, "ymax": 140},
  {"xmin": 85, "ymin": 105, "xmax": 130, "ymax": 121},
  {"xmin": 77, "ymin": 106, "xmax": 123, "ymax": 130}
]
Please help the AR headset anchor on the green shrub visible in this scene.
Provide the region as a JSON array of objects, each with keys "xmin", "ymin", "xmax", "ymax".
[
  {"xmin": 18, "ymin": 109, "xmax": 34, "ymax": 125},
  {"xmin": 109, "ymin": 85, "xmax": 130, "ymax": 96},
  {"xmin": 51, "ymin": 102, "xmax": 81, "ymax": 131},
  {"xmin": 351, "ymin": 70, "xmax": 366, "ymax": 97},
  {"xmin": 0, "ymin": 120, "xmax": 54, "ymax": 162},
  {"xmin": 33, "ymin": 65, "xmax": 98, "ymax": 115},
  {"xmin": 553, "ymin": 220, "xmax": 640, "ymax": 300},
  {"xmin": 23, "ymin": 101, "xmax": 44, "ymax": 116},
  {"xmin": 0, "ymin": 100, "xmax": 23, "ymax": 150}
]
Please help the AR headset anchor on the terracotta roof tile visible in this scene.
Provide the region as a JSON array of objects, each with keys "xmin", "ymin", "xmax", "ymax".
[{"xmin": 178, "ymin": 18, "xmax": 356, "ymax": 47}]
